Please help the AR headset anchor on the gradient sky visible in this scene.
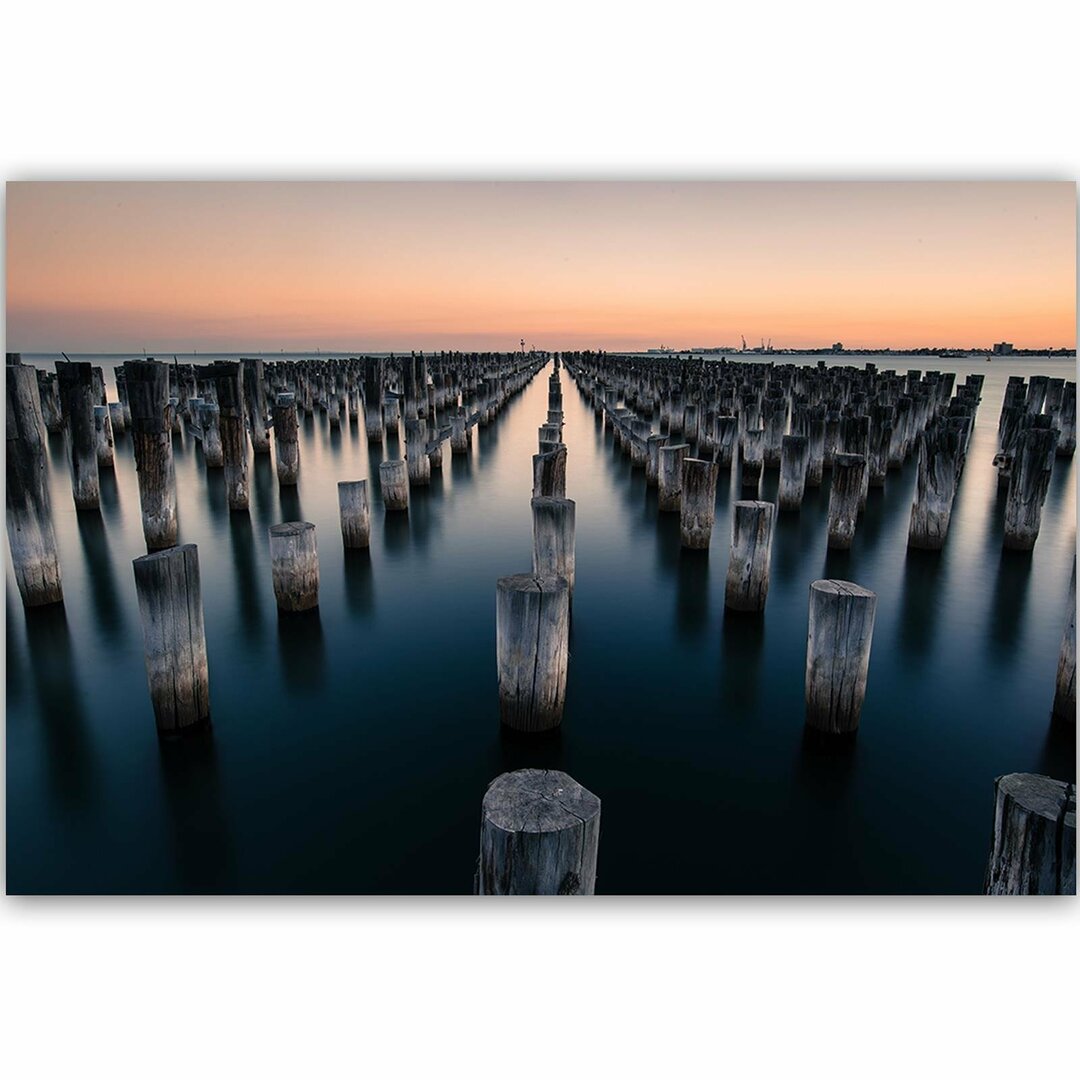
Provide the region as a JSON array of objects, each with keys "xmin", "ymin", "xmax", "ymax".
[{"xmin": 5, "ymin": 181, "xmax": 1075, "ymax": 352}]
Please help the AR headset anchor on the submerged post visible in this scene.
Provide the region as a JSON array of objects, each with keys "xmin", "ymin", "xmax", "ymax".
[
  {"xmin": 531, "ymin": 496, "xmax": 576, "ymax": 600},
  {"xmin": 6, "ymin": 361, "xmax": 63, "ymax": 606},
  {"xmin": 379, "ymin": 459, "xmax": 410, "ymax": 511},
  {"xmin": 680, "ymin": 457, "xmax": 719, "ymax": 549},
  {"xmin": 272, "ymin": 392, "xmax": 300, "ymax": 485},
  {"xmin": 724, "ymin": 500, "xmax": 775, "ymax": 612},
  {"xmin": 269, "ymin": 522, "xmax": 320, "ymax": 612},
  {"xmin": 496, "ymin": 573, "xmax": 569, "ymax": 732},
  {"xmin": 1003, "ymin": 423, "xmax": 1057, "ymax": 551},
  {"xmin": 826, "ymin": 453, "xmax": 866, "ymax": 550},
  {"xmin": 56, "ymin": 360, "xmax": 100, "ymax": 509},
  {"xmin": 907, "ymin": 427, "xmax": 961, "ymax": 550},
  {"xmin": 804, "ymin": 579, "xmax": 877, "ymax": 735},
  {"xmin": 658, "ymin": 443, "xmax": 689, "ymax": 512},
  {"xmin": 778, "ymin": 433, "xmax": 809, "ymax": 512},
  {"xmin": 126, "ymin": 359, "xmax": 179, "ymax": 550},
  {"xmin": 1053, "ymin": 562, "xmax": 1076, "ymax": 722},
  {"xmin": 984, "ymin": 773, "xmax": 1076, "ymax": 895},
  {"xmin": 532, "ymin": 445, "xmax": 567, "ymax": 498},
  {"xmin": 338, "ymin": 480, "xmax": 371, "ymax": 549},
  {"xmin": 208, "ymin": 361, "xmax": 249, "ymax": 510},
  {"xmin": 476, "ymin": 769, "xmax": 600, "ymax": 895},
  {"xmin": 132, "ymin": 544, "xmax": 210, "ymax": 736}
]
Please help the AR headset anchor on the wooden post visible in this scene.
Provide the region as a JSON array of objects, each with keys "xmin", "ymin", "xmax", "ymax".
[
  {"xmin": 272, "ymin": 392, "xmax": 300, "ymax": 485},
  {"xmin": 1004, "ymin": 423, "xmax": 1057, "ymax": 550},
  {"xmin": 364, "ymin": 359, "xmax": 384, "ymax": 443},
  {"xmin": 658, "ymin": 443, "xmax": 689, "ymax": 512},
  {"xmin": 207, "ymin": 361, "xmax": 249, "ymax": 510},
  {"xmin": 778, "ymin": 433, "xmax": 809, "ymax": 512},
  {"xmin": 132, "ymin": 544, "xmax": 210, "ymax": 736},
  {"xmin": 826, "ymin": 453, "xmax": 866, "ymax": 550},
  {"xmin": 531, "ymin": 496, "xmax": 576, "ymax": 599},
  {"xmin": 741, "ymin": 427, "xmax": 765, "ymax": 488},
  {"xmin": 93, "ymin": 404, "xmax": 115, "ymax": 467},
  {"xmin": 532, "ymin": 445, "xmax": 567, "ymax": 498},
  {"xmin": 241, "ymin": 357, "xmax": 271, "ymax": 453},
  {"xmin": 680, "ymin": 457, "xmax": 719, "ymax": 549},
  {"xmin": 379, "ymin": 459, "xmax": 410, "ymax": 511},
  {"xmin": 124, "ymin": 360, "xmax": 180, "ymax": 551},
  {"xmin": 338, "ymin": 480, "xmax": 371, "ymax": 549},
  {"xmin": 450, "ymin": 409, "xmax": 469, "ymax": 454},
  {"xmin": 56, "ymin": 360, "xmax": 100, "ymax": 509},
  {"xmin": 645, "ymin": 433, "xmax": 668, "ymax": 486},
  {"xmin": 907, "ymin": 427, "xmax": 961, "ymax": 550},
  {"xmin": 200, "ymin": 402, "xmax": 224, "ymax": 467},
  {"xmin": 724, "ymin": 500, "xmax": 774, "ymax": 612},
  {"xmin": 804, "ymin": 579, "xmax": 876, "ymax": 734},
  {"xmin": 108, "ymin": 400, "xmax": 126, "ymax": 437},
  {"xmin": 715, "ymin": 415, "xmax": 738, "ymax": 468},
  {"xmin": 496, "ymin": 573, "xmax": 569, "ymax": 732},
  {"xmin": 405, "ymin": 418, "xmax": 431, "ymax": 486},
  {"xmin": 6, "ymin": 361, "xmax": 63, "ymax": 606},
  {"xmin": 476, "ymin": 769, "xmax": 600, "ymax": 895},
  {"xmin": 269, "ymin": 522, "xmax": 320, "ymax": 612},
  {"xmin": 984, "ymin": 773, "xmax": 1076, "ymax": 895},
  {"xmin": 1053, "ymin": 562, "xmax": 1076, "ymax": 722},
  {"xmin": 36, "ymin": 370, "xmax": 64, "ymax": 433}
]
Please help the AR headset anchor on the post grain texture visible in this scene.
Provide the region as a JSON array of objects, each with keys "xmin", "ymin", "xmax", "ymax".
[{"xmin": 476, "ymin": 769, "xmax": 600, "ymax": 895}]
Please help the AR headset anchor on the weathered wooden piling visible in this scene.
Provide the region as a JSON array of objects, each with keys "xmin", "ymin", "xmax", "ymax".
[
  {"xmin": 724, "ymin": 500, "xmax": 774, "ymax": 612},
  {"xmin": 826, "ymin": 453, "xmax": 866, "ymax": 550},
  {"xmin": 272, "ymin": 392, "xmax": 300, "ymax": 485},
  {"xmin": 907, "ymin": 427, "xmax": 962, "ymax": 550},
  {"xmin": 56, "ymin": 360, "xmax": 100, "ymax": 509},
  {"xmin": 476, "ymin": 769, "xmax": 600, "ymax": 895},
  {"xmin": 531, "ymin": 496, "xmax": 576, "ymax": 599},
  {"xmin": 93, "ymin": 404, "xmax": 115, "ymax": 467},
  {"xmin": 36, "ymin": 370, "xmax": 64, "ymax": 433},
  {"xmin": 532, "ymin": 445, "xmax": 567, "ymax": 498},
  {"xmin": 379, "ymin": 459, "xmax": 410, "ymax": 511},
  {"xmin": 132, "ymin": 544, "xmax": 210, "ymax": 736},
  {"xmin": 451, "ymin": 409, "xmax": 469, "ymax": 454},
  {"xmin": 241, "ymin": 357, "xmax": 271, "ymax": 453},
  {"xmin": 338, "ymin": 480, "xmax": 371, "ymax": 549},
  {"xmin": 207, "ymin": 361, "xmax": 249, "ymax": 510},
  {"xmin": 778, "ymin": 434, "xmax": 809, "ymax": 511},
  {"xmin": 741, "ymin": 428, "xmax": 765, "ymax": 487},
  {"xmin": 6, "ymin": 360, "xmax": 63, "ymax": 606},
  {"xmin": 199, "ymin": 402, "xmax": 224, "ymax": 467},
  {"xmin": 715, "ymin": 415, "xmax": 738, "ymax": 469},
  {"xmin": 645, "ymin": 433, "xmax": 668, "ymax": 486},
  {"xmin": 984, "ymin": 773, "xmax": 1076, "ymax": 895},
  {"xmin": 125, "ymin": 360, "xmax": 179, "ymax": 550},
  {"xmin": 405, "ymin": 418, "xmax": 431, "ymax": 486},
  {"xmin": 269, "ymin": 522, "xmax": 320, "ymax": 612},
  {"xmin": 108, "ymin": 400, "xmax": 126, "ymax": 437},
  {"xmin": 364, "ymin": 359, "xmax": 385, "ymax": 443},
  {"xmin": 680, "ymin": 458, "xmax": 720, "ymax": 549},
  {"xmin": 1056, "ymin": 382, "xmax": 1076, "ymax": 457},
  {"xmin": 496, "ymin": 573, "xmax": 569, "ymax": 732},
  {"xmin": 1003, "ymin": 422, "xmax": 1057, "ymax": 551},
  {"xmin": 658, "ymin": 443, "xmax": 689, "ymax": 512},
  {"xmin": 1053, "ymin": 563, "xmax": 1076, "ymax": 722},
  {"xmin": 804, "ymin": 579, "xmax": 877, "ymax": 734}
]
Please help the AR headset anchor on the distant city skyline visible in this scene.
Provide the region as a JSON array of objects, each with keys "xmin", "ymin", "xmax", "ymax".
[{"xmin": 6, "ymin": 181, "xmax": 1076, "ymax": 352}]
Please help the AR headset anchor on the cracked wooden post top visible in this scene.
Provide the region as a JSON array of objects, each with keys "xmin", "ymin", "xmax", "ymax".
[{"xmin": 477, "ymin": 769, "xmax": 601, "ymax": 896}]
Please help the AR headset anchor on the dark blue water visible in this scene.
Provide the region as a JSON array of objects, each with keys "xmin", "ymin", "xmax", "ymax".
[{"xmin": 6, "ymin": 355, "xmax": 1076, "ymax": 893}]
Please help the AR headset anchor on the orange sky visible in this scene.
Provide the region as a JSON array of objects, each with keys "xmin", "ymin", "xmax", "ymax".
[{"xmin": 5, "ymin": 181, "xmax": 1076, "ymax": 352}]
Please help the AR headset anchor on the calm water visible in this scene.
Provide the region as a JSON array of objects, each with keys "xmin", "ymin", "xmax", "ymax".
[{"xmin": 6, "ymin": 354, "xmax": 1077, "ymax": 894}]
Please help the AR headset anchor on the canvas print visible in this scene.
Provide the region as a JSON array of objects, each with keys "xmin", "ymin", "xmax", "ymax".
[{"xmin": 4, "ymin": 180, "xmax": 1076, "ymax": 895}]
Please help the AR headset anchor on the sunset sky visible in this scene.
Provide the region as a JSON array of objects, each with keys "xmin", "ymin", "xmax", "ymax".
[{"xmin": 5, "ymin": 181, "xmax": 1075, "ymax": 353}]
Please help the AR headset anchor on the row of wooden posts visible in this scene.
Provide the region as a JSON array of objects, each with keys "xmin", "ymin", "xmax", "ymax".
[
  {"xmin": 6, "ymin": 350, "xmax": 546, "ymax": 731},
  {"xmin": 478, "ymin": 352, "xmax": 1076, "ymax": 894}
]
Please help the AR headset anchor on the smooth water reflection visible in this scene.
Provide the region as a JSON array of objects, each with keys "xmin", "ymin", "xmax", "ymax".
[{"xmin": 5, "ymin": 355, "xmax": 1077, "ymax": 893}]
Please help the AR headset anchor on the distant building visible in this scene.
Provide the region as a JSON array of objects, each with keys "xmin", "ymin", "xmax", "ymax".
[
  {"xmin": 993, "ymin": 342, "xmax": 1015, "ymax": 355},
  {"xmin": 832, "ymin": 342, "xmax": 844, "ymax": 353}
]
